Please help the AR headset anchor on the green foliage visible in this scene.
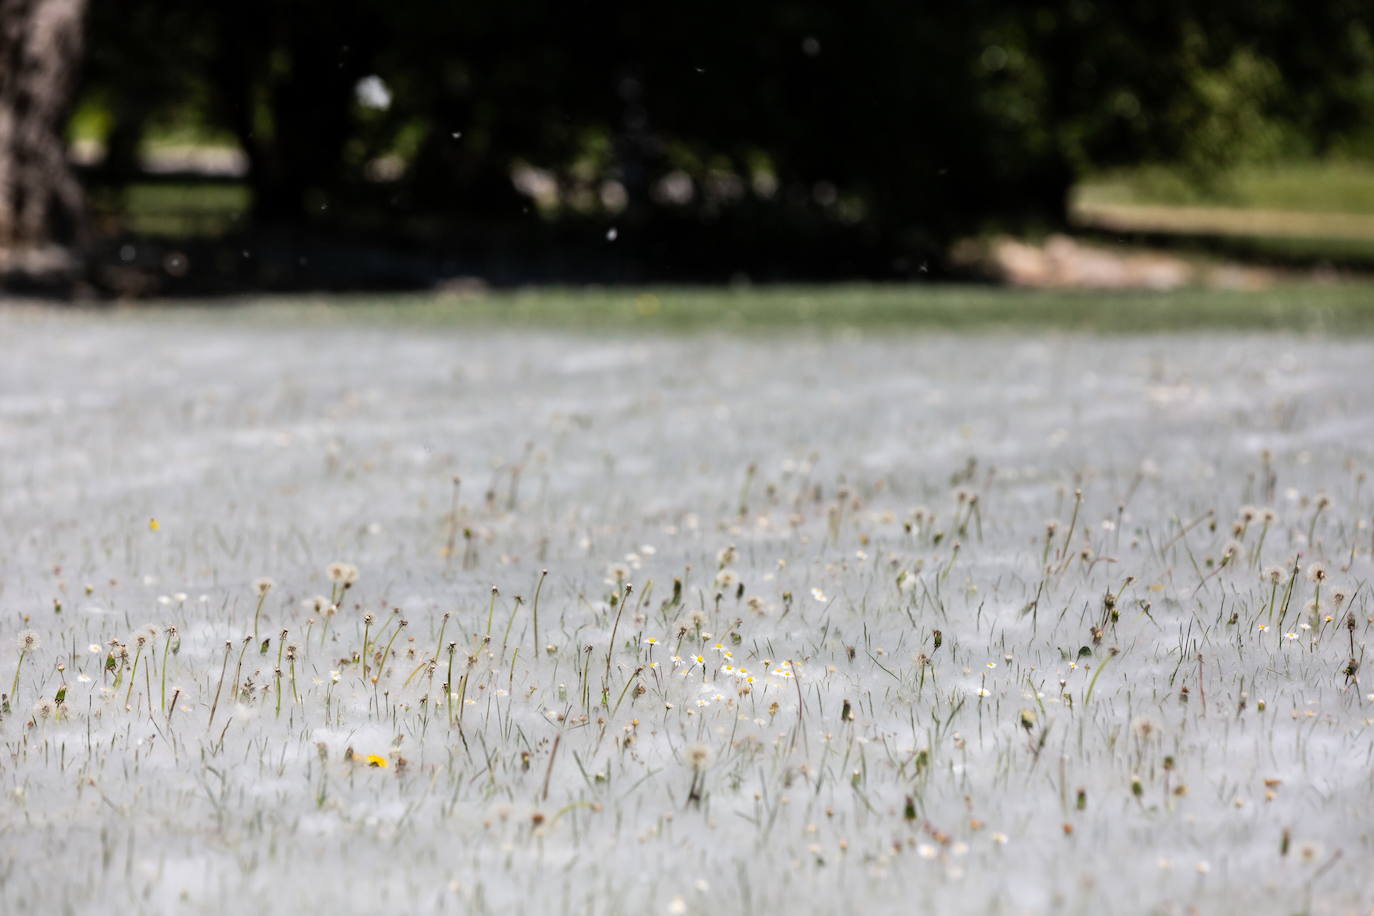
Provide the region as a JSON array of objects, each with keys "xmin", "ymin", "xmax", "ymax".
[{"xmin": 74, "ymin": 1, "xmax": 1374, "ymax": 267}]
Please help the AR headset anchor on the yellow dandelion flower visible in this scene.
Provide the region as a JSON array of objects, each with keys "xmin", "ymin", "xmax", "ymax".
[
  {"xmin": 148, "ymin": 518, "xmax": 160, "ymax": 531},
  {"xmin": 366, "ymin": 754, "xmax": 388, "ymax": 768}
]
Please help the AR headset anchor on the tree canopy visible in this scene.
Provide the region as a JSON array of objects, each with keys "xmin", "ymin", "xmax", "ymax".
[{"xmin": 14, "ymin": 0, "xmax": 1374, "ymax": 281}]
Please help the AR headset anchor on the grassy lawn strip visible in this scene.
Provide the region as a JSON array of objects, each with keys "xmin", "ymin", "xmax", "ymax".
[{"xmin": 188, "ymin": 282, "xmax": 1374, "ymax": 334}]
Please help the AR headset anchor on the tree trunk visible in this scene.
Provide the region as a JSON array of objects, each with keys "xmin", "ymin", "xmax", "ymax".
[{"xmin": 0, "ymin": 0, "xmax": 87, "ymax": 281}]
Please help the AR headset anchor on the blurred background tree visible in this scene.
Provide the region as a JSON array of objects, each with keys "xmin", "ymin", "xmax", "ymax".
[
  {"xmin": 4, "ymin": 0, "xmax": 1373, "ymax": 289},
  {"xmin": 0, "ymin": 0, "xmax": 87, "ymax": 276}
]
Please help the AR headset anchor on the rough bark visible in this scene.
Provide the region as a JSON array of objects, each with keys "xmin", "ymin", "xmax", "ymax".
[{"xmin": 0, "ymin": 0, "xmax": 86, "ymax": 277}]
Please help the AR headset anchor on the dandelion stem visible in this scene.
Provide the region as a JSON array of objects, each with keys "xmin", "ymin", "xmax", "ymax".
[
  {"xmin": 610, "ymin": 666, "xmax": 645, "ymax": 717},
  {"xmin": 1083, "ymin": 649, "xmax": 1118, "ymax": 707},
  {"xmin": 444, "ymin": 475, "xmax": 462, "ymax": 569},
  {"xmin": 541, "ymin": 734, "xmax": 561, "ymax": 802},
  {"xmin": 361, "ymin": 616, "xmax": 373, "ymax": 677},
  {"xmin": 532, "ymin": 569, "xmax": 547, "ymax": 656},
  {"xmin": 456, "ymin": 670, "xmax": 470, "ymax": 727},
  {"xmin": 1275, "ymin": 556, "xmax": 1300, "ymax": 636},
  {"xmin": 251, "ymin": 591, "xmax": 268, "ymax": 643},
  {"xmin": 1307, "ymin": 504, "xmax": 1325, "ymax": 547},
  {"xmin": 9, "ymin": 650, "xmax": 26, "ymax": 704},
  {"xmin": 125, "ymin": 642, "xmax": 144, "ymax": 706},
  {"xmin": 229, "ymin": 636, "xmax": 250, "ymax": 704},
  {"xmin": 1253, "ymin": 519, "xmax": 1270, "ymax": 564},
  {"xmin": 445, "ymin": 644, "xmax": 455, "ymax": 723},
  {"xmin": 374, "ymin": 620, "xmax": 406, "ymax": 682},
  {"xmin": 1057, "ymin": 489, "xmax": 1083, "ymax": 564},
  {"xmin": 499, "ymin": 597, "xmax": 523, "ymax": 657},
  {"xmin": 159, "ymin": 630, "xmax": 173, "ymax": 713},
  {"xmin": 208, "ymin": 641, "xmax": 231, "ymax": 731},
  {"xmin": 603, "ymin": 583, "xmax": 633, "ymax": 693},
  {"xmin": 1160, "ymin": 509, "xmax": 1214, "ymax": 553},
  {"xmin": 432, "ymin": 613, "xmax": 451, "ymax": 671}
]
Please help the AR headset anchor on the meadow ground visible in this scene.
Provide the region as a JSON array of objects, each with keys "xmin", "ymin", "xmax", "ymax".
[
  {"xmin": 1073, "ymin": 161, "xmax": 1374, "ymax": 266},
  {"xmin": 2, "ymin": 286, "xmax": 1374, "ymax": 914}
]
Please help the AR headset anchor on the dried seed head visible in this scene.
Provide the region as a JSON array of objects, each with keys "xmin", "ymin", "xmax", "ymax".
[{"xmin": 685, "ymin": 743, "xmax": 713, "ymax": 768}]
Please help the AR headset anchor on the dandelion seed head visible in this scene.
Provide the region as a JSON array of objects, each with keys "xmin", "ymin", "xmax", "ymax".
[
  {"xmin": 1296, "ymin": 841, "xmax": 1323, "ymax": 863},
  {"xmin": 1131, "ymin": 716, "xmax": 1161, "ymax": 740}
]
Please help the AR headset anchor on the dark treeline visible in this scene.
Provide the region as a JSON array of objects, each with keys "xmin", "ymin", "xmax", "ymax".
[{"xmin": 4, "ymin": 0, "xmax": 1373, "ymax": 289}]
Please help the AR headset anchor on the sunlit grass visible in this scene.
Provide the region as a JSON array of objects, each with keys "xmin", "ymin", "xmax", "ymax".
[
  {"xmin": 1077, "ymin": 160, "xmax": 1374, "ymax": 215},
  {"xmin": 187, "ymin": 281, "xmax": 1374, "ymax": 334}
]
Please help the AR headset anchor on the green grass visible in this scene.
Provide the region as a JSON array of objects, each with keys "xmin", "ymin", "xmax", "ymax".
[
  {"xmin": 1072, "ymin": 160, "xmax": 1374, "ymax": 265},
  {"xmin": 203, "ymin": 282, "xmax": 1374, "ymax": 334},
  {"xmin": 89, "ymin": 182, "xmax": 249, "ymax": 236},
  {"xmin": 1076, "ymin": 160, "xmax": 1374, "ymax": 214}
]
